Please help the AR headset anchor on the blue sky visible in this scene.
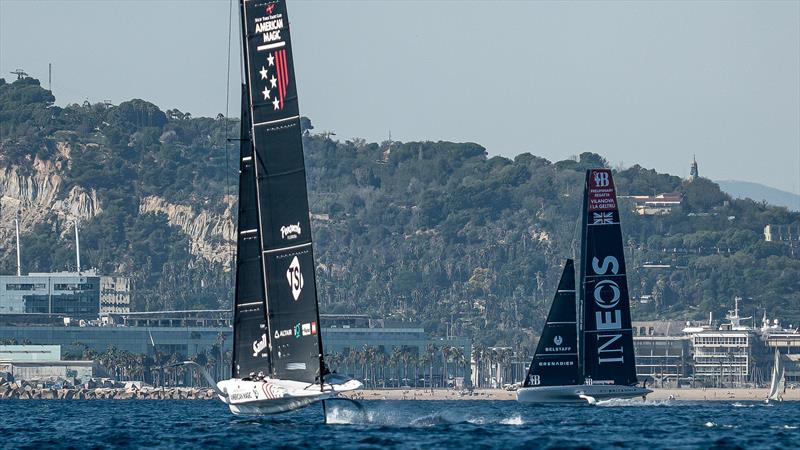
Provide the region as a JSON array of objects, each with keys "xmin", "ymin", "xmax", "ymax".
[{"xmin": 1, "ymin": 0, "xmax": 798, "ymax": 194}]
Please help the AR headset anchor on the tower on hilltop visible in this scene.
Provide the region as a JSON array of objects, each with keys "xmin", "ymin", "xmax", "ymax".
[{"xmin": 689, "ymin": 155, "xmax": 699, "ymax": 180}]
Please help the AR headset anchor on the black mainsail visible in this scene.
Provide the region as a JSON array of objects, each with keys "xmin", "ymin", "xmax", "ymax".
[
  {"xmin": 579, "ymin": 169, "xmax": 637, "ymax": 386},
  {"xmin": 523, "ymin": 259, "xmax": 580, "ymax": 387},
  {"xmin": 232, "ymin": 84, "xmax": 268, "ymax": 378},
  {"xmin": 232, "ymin": 0, "xmax": 323, "ymax": 384}
]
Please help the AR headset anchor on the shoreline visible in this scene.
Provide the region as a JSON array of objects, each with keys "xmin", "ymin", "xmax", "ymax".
[
  {"xmin": 341, "ymin": 387, "xmax": 800, "ymax": 402},
  {"xmin": 2, "ymin": 384, "xmax": 797, "ymax": 402}
]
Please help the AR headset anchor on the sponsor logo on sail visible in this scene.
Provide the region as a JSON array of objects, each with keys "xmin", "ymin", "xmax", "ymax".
[
  {"xmin": 294, "ymin": 323, "xmax": 302, "ymax": 339},
  {"xmin": 594, "ymin": 171, "xmax": 610, "ymax": 187},
  {"xmin": 587, "ymin": 169, "xmax": 617, "ymax": 211},
  {"xmin": 538, "ymin": 360, "xmax": 575, "ymax": 366},
  {"xmin": 554, "ymin": 335, "xmax": 563, "ymax": 346},
  {"xmin": 252, "ymin": 333, "xmax": 268, "ymax": 357},
  {"xmin": 286, "ymin": 256, "xmax": 304, "ymax": 300},
  {"xmin": 280, "ymin": 223, "xmax": 301, "ymax": 240},
  {"xmin": 286, "ymin": 362, "xmax": 307, "ymax": 371},
  {"xmin": 274, "ymin": 328, "xmax": 293, "ymax": 340},
  {"xmin": 301, "ymin": 321, "xmax": 318, "ymax": 336},
  {"xmin": 590, "ymin": 254, "xmax": 625, "ymax": 364}
]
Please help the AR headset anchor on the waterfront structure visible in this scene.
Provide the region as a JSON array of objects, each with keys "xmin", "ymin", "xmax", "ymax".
[
  {"xmin": 0, "ymin": 311, "xmax": 468, "ymax": 388},
  {"xmin": 319, "ymin": 314, "xmax": 472, "ymax": 388},
  {"xmin": 760, "ymin": 314, "xmax": 800, "ymax": 385},
  {"xmin": 690, "ymin": 328, "xmax": 751, "ymax": 387},
  {"xmin": 0, "ymin": 345, "xmax": 94, "ymax": 381},
  {"xmin": 0, "ymin": 271, "xmax": 130, "ymax": 317},
  {"xmin": 683, "ymin": 299, "xmax": 763, "ymax": 387},
  {"xmin": 632, "ymin": 321, "xmax": 692, "ymax": 387}
]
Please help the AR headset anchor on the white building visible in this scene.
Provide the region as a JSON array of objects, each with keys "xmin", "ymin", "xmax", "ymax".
[{"xmin": 685, "ymin": 299, "xmax": 754, "ymax": 387}]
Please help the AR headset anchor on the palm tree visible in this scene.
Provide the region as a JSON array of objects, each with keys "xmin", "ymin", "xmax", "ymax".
[
  {"xmin": 426, "ymin": 343, "xmax": 437, "ymax": 391},
  {"xmin": 441, "ymin": 345, "xmax": 452, "ymax": 389},
  {"xmin": 401, "ymin": 347, "xmax": 412, "ymax": 387},
  {"xmin": 450, "ymin": 346, "xmax": 465, "ymax": 387},
  {"xmin": 391, "ymin": 346, "xmax": 403, "ymax": 388},
  {"xmin": 215, "ymin": 331, "xmax": 226, "ymax": 380},
  {"xmin": 471, "ymin": 345, "xmax": 485, "ymax": 388}
]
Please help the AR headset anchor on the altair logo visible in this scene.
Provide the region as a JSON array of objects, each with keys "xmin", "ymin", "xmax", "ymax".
[
  {"xmin": 554, "ymin": 335, "xmax": 563, "ymax": 346},
  {"xmin": 286, "ymin": 256, "xmax": 304, "ymax": 301}
]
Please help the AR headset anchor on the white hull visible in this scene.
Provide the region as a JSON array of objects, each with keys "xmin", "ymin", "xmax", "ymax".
[
  {"xmin": 516, "ymin": 384, "xmax": 652, "ymax": 404},
  {"xmin": 217, "ymin": 377, "xmax": 362, "ymax": 415}
]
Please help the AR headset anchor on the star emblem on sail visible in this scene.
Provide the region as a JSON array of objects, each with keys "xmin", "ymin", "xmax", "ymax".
[
  {"xmin": 286, "ymin": 256, "xmax": 304, "ymax": 301},
  {"xmin": 593, "ymin": 212, "xmax": 614, "ymax": 224},
  {"xmin": 265, "ymin": 49, "xmax": 288, "ymax": 110}
]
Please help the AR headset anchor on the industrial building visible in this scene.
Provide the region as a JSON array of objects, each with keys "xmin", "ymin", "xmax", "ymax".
[
  {"xmin": 0, "ymin": 345, "xmax": 94, "ymax": 382},
  {"xmin": 633, "ymin": 321, "xmax": 692, "ymax": 387},
  {"xmin": 0, "ymin": 271, "xmax": 130, "ymax": 316}
]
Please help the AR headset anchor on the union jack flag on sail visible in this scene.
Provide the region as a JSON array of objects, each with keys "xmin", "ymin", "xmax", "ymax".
[{"xmin": 592, "ymin": 212, "xmax": 615, "ymax": 225}]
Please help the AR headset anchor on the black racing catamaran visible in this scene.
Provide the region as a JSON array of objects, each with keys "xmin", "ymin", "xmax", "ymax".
[
  {"xmin": 205, "ymin": 0, "xmax": 360, "ymax": 415},
  {"xmin": 517, "ymin": 169, "xmax": 651, "ymax": 404}
]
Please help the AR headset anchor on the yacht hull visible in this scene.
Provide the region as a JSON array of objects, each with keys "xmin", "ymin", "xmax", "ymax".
[
  {"xmin": 217, "ymin": 377, "xmax": 362, "ymax": 416},
  {"xmin": 516, "ymin": 384, "xmax": 652, "ymax": 404}
]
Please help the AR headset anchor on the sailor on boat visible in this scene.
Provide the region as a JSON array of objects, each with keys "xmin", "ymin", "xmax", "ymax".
[{"xmin": 517, "ymin": 169, "xmax": 651, "ymax": 404}]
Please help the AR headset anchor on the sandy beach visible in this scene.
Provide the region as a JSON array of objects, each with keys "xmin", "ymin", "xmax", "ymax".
[{"xmin": 342, "ymin": 387, "xmax": 800, "ymax": 402}]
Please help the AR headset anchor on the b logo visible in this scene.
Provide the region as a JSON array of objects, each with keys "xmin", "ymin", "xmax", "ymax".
[
  {"xmin": 594, "ymin": 171, "xmax": 610, "ymax": 187},
  {"xmin": 286, "ymin": 256, "xmax": 304, "ymax": 301}
]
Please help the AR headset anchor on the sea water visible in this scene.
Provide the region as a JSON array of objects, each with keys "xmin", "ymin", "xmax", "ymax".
[{"xmin": 0, "ymin": 399, "xmax": 798, "ymax": 449}]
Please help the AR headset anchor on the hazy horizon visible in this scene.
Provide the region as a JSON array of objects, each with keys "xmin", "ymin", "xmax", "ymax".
[{"xmin": 1, "ymin": 0, "xmax": 798, "ymax": 194}]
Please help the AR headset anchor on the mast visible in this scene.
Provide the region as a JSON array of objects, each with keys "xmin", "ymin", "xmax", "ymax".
[
  {"xmin": 236, "ymin": 0, "xmax": 324, "ymax": 384},
  {"xmin": 15, "ymin": 215, "xmax": 21, "ymax": 277},
  {"xmin": 579, "ymin": 169, "xmax": 637, "ymax": 386},
  {"xmin": 75, "ymin": 220, "xmax": 81, "ymax": 274}
]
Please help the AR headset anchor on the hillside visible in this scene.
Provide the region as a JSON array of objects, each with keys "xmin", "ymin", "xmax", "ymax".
[
  {"xmin": 1, "ymin": 77, "xmax": 799, "ymax": 349},
  {"xmin": 716, "ymin": 180, "xmax": 800, "ymax": 212}
]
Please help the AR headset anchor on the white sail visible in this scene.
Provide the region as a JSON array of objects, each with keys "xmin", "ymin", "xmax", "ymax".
[{"xmin": 767, "ymin": 349, "xmax": 785, "ymax": 402}]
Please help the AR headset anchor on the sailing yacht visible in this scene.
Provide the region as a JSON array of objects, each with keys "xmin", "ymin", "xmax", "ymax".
[
  {"xmin": 517, "ymin": 169, "xmax": 651, "ymax": 404},
  {"xmin": 765, "ymin": 348, "xmax": 785, "ymax": 403},
  {"xmin": 207, "ymin": 0, "xmax": 361, "ymax": 415}
]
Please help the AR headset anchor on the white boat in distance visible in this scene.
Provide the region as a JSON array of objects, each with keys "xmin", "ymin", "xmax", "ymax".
[
  {"xmin": 765, "ymin": 348, "xmax": 785, "ymax": 404},
  {"xmin": 517, "ymin": 169, "xmax": 651, "ymax": 404}
]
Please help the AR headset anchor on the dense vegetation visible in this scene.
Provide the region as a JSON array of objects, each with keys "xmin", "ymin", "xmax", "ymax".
[{"xmin": 2, "ymin": 78, "xmax": 798, "ymax": 350}]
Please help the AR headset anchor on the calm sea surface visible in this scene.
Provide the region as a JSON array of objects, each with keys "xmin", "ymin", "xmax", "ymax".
[{"xmin": 1, "ymin": 399, "xmax": 798, "ymax": 449}]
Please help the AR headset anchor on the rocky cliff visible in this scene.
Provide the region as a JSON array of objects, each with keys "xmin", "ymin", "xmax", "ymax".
[
  {"xmin": 139, "ymin": 195, "xmax": 235, "ymax": 267},
  {"xmin": 0, "ymin": 142, "xmax": 101, "ymax": 251}
]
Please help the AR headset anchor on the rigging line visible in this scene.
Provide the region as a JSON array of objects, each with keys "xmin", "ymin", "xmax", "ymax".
[{"xmin": 224, "ymin": 0, "xmax": 235, "ymax": 274}]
